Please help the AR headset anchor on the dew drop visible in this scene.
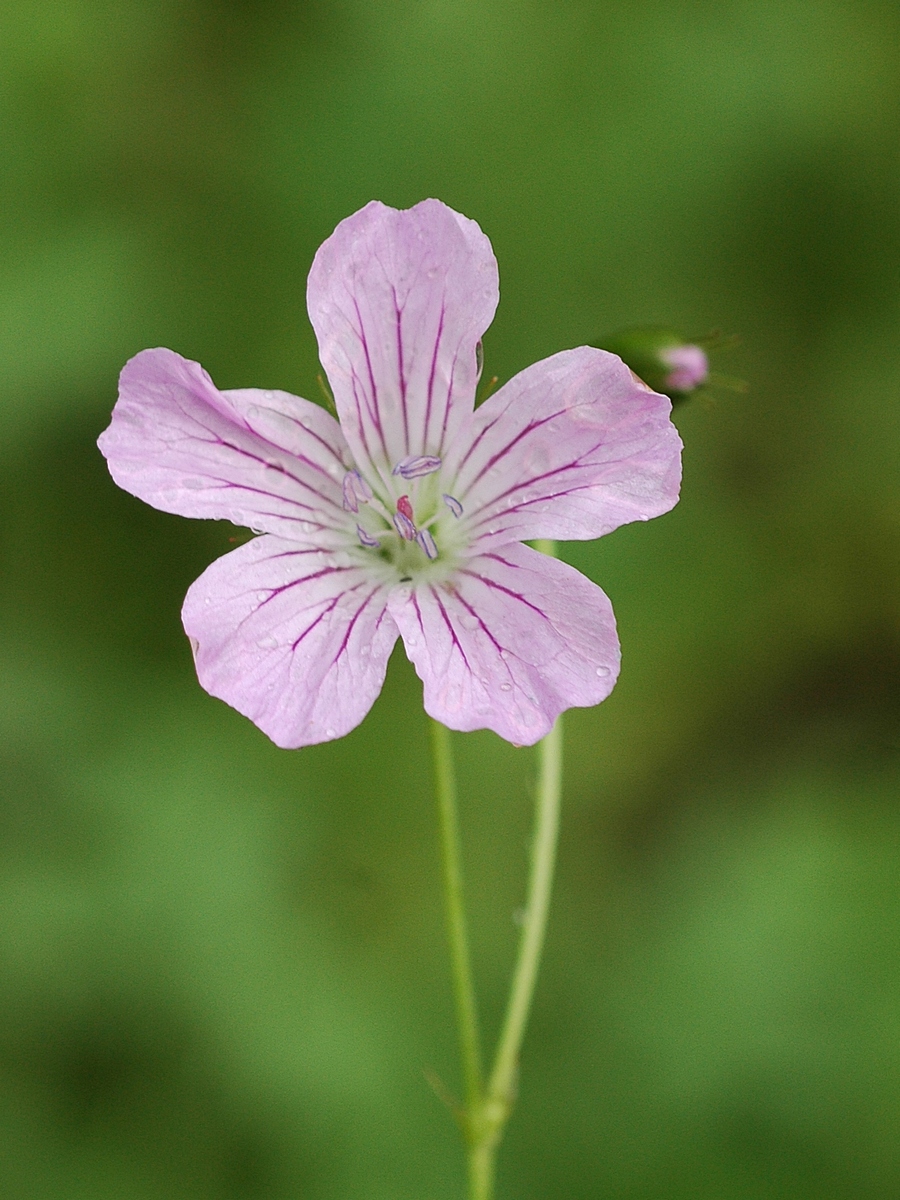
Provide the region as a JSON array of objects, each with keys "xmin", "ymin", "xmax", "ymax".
[
  {"xmin": 325, "ymin": 727, "xmax": 337, "ymax": 739},
  {"xmin": 263, "ymin": 390, "xmax": 276, "ymax": 400},
  {"xmin": 595, "ymin": 665, "xmax": 611, "ymax": 677},
  {"xmin": 460, "ymin": 613, "xmax": 479, "ymax": 631},
  {"xmin": 258, "ymin": 636, "xmax": 278, "ymax": 650},
  {"xmin": 406, "ymin": 636, "xmax": 417, "ymax": 648},
  {"xmin": 500, "ymin": 683, "xmax": 512, "ymax": 692}
]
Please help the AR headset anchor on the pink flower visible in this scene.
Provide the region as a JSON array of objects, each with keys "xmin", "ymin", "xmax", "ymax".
[{"xmin": 98, "ymin": 200, "xmax": 682, "ymax": 748}]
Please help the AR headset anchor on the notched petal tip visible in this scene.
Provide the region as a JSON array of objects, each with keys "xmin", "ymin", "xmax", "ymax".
[{"xmin": 306, "ymin": 198, "xmax": 500, "ymax": 470}]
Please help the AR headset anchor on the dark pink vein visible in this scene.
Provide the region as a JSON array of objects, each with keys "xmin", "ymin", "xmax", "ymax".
[
  {"xmin": 423, "ymin": 303, "xmax": 445, "ymax": 452},
  {"xmin": 392, "ymin": 287, "xmax": 410, "ymax": 456}
]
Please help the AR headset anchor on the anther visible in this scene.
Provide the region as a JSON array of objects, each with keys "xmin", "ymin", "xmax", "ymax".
[
  {"xmin": 342, "ymin": 470, "xmax": 372, "ymax": 513},
  {"xmin": 416, "ymin": 528, "xmax": 438, "ymax": 560},
  {"xmin": 392, "ymin": 455, "xmax": 442, "ymax": 480},
  {"xmin": 356, "ymin": 525, "xmax": 379, "ymax": 548},
  {"xmin": 443, "ymin": 494, "xmax": 463, "ymax": 519},
  {"xmin": 393, "ymin": 511, "xmax": 417, "ymax": 541},
  {"xmin": 396, "ymin": 495, "xmax": 415, "ymax": 523}
]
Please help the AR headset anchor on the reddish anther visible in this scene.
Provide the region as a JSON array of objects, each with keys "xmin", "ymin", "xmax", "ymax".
[{"xmin": 396, "ymin": 495, "xmax": 415, "ymax": 523}]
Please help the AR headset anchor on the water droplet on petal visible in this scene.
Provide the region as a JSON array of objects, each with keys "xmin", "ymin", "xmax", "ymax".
[
  {"xmin": 325, "ymin": 727, "xmax": 337, "ymax": 738},
  {"xmin": 406, "ymin": 636, "xmax": 417, "ymax": 648},
  {"xmin": 595, "ymin": 665, "xmax": 611, "ymax": 677},
  {"xmin": 263, "ymin": 390, "xmax": 276, "ymax": 400},
  {"xmin": 500, "ymin": 683, "xmax": 512, "ymax": 692},
  {"xmin": 258, "ymin": 636, "xmax": 278, "ymax": 650}
]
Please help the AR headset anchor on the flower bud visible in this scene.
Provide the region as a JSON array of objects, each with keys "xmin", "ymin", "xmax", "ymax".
[{"xmin": 595, "ymin": 327, "xmax": 710, "ymax": 402}]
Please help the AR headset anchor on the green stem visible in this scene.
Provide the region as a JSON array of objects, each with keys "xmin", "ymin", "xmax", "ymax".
[
  {"xmin": 430, "ymin": 718, "xmax": 484, "ymax": 1116},
  {"xmin": 486, "ymin": 712, "xmax": 563, "ymax": 1113},
  {"xmin": 431, "ymin": 537, "xmax": 565, "ymax": 1200}
]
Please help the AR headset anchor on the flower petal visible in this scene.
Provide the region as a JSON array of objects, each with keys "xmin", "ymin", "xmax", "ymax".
[
  {"xmin": 182, "ymin": 536, "xmax": 399, "ymax": 748},
  {"xmin": 307, "ymin": 200, "xmax": 498, "ymax": 475},
  {"xmin": 444, "ymin": 346, "xmax": 682, "ymax": 551},
  {"xmin": 388, "ymin": 542, "xmax": 619, "ymax": 745},
  {"xmin": 98, "ymin": 348, "xmax": 353, "ymax": 544}
]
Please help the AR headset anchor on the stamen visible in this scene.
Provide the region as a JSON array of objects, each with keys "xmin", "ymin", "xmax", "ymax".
[
  {"xmin": 342, "ymin": 470, "xmax": 372, "ymax": 513},
  {"xmin": 396, "ymin": 495, "xmax": 415, "ymax": 523},
  {"xmin": 393, "ymin": 511, "xmax": 417, "ymax": 541},
  {"xmin": 443, "ymin": 493, "xmax": 464, "ymax": 519},
  {"xmin": 342, "ymin": 476, "xmax": 358, "ymax": 513},
  {"xmin": 416, "ymin": 528, "xmax": 438, "ymax": 560},
  {"xmin": 392, "ymin": 455, "xmax": 442, "ymax": 480},
  {"xmin": 356, "ymin": 524, "xmax": 380, "ymax": 548}
]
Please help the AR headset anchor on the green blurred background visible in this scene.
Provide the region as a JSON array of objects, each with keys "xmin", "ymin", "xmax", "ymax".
[{"xmin": 2, "ymin": 1, "xmax": 900, "ymax": 1196}]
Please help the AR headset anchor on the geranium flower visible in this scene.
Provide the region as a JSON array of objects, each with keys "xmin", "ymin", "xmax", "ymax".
[{"xmin": 98, "ymin": 200, "xmax": 682, "ymax": 747}]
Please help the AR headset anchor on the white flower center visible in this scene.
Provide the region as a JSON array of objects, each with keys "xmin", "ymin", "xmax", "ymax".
[{"xmin": 343, "ymin": 459, "xmax": 467, "ymax": 583}]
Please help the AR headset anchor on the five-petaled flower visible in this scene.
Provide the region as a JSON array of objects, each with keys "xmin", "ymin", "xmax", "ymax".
[{"xmin": 98, "ymin": 200, "xmax": 682, "ymax": 747}]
